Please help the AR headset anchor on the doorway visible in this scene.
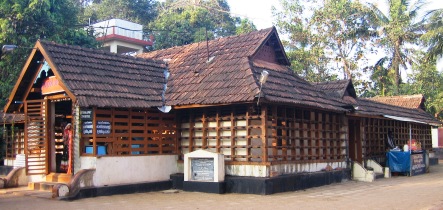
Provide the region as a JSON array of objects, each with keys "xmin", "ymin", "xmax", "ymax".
[
  {"xmin": 348, "ymin": 119, "xmax": 362, "ymax": 164},
  {"xmin": 49, "ymin": 99, "xmax": 72, "ymax": 173}
]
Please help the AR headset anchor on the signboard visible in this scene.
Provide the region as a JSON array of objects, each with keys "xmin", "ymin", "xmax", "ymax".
[
  {"xmin": 96, "ymin": 121, "xmax": 111, "ymax": 135},
  {"xmin": 80, "ymin": 109, "xmax": 93, "ymax": 121},
  {"xmin": 82, "ymin": 121, "xmax": 93, "ymax": 135},
  {"xmin": 191, "ymin": 158, "xmax": 214, "ymax": 181},
  {"xmin": 411, "ymin": 153, "xmax": 426, "ymax": 176},
  {"xmin": 41, "ymin": 76, "xmax": 64, "ymax": 95}
]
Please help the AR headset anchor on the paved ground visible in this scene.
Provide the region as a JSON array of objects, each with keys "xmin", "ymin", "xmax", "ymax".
[{"xmin": 1, "ymin": 162, "xmax": 443, "ymax": 210}]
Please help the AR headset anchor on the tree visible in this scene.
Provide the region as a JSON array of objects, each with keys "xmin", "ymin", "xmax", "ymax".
[
  {"xmin": 273, "ymin": 0, "xmax": 336, "ymax": 82},
  {"xmin": 80, "ymin": 0, "xmax": 158, "ymax": 26},
  {"xmin": 236, "ymin": 18, "xmax": 257, "ymax": 35},
  {"xmin": 273, "ymin": 0, "xmax": 373, "ymax": 83},
  {"xmin": 148, "ymin": 0, "xmax": 238, "ymax": 49},
  {"xmin": 421, "ymin": 8, "xmax": 443, "ymax": 62},
  {"xmin": 368, "ymin": 0, "xmax": 426, "ymax": 94},
  {"xmin": 309, "ymin": 0, "xmax": 375, "ymax": 80},
  {"xmin": 404, "ymin": 54, "xmax": 443, "ymax": 119},
  {"xmin": 0, "ymin": 0, "xmax": 98, "ymax": 108}
]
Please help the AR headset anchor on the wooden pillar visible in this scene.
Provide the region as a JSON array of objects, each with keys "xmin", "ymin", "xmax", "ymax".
[
  {"xmin": 246, "ymin": 107, "xmax": 251, "ymax": 161},
  {"xmin": 174, "ymin": 111, "xmax": 180, "ymax": 155},
  {"xmin": 230, "ymin": 107, "xmax": 235, "ymax": 161},
  {"xmin": 189, "ymin": 111, "xmax": 195, "ymax": 153},
  {"xmin": 216, "ymin": 108, "xmax": 221, "ymax": 153},
  {"xmin": 92, "ymin": 107, "xmax": 97, "ymax": 155},
  {"xmin": 282, "ymin": 107, "xmax": 287, "ymax": 161},
  {"xmin": 271, "ymin": 106, "xmax": 278, "ymax": 160},
  {"xmin": 261, "ymin": 105, "xmax": 268, "ymax": 163},
  {"xmin": 202, "ymin": 112, "xmax": 208, "ymax": 150}
]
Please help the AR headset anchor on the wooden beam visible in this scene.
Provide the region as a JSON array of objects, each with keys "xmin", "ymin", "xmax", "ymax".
[{"xmin": 261, "ymin": 105, "xmax": 268, "ymax": 162}]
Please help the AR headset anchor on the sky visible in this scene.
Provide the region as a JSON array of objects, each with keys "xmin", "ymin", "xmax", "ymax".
[
  {"xmin": 226, "ymin": 0, "xmax": 443, "ymax": 72},
  {"xmin": 227, "ymin": 0, "xmax": 443, "ymax": 30}
]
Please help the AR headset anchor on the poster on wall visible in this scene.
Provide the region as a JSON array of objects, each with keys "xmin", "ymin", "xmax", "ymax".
[
  {"xmin": 411, "ymin": 153, "xmax": 426, "ymax": 176},
  {"xmin": 96, "ymin": 121, "xmax": 111, "ymax": 135},
  {"xmin": 80, "ymin": 109, "xmax": 93, "ymax": 121},
  {"xmin": 82, "ymin": 121, "xmax": 93, "ymax": 135}
]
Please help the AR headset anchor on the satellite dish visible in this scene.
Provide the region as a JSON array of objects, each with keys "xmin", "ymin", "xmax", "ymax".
[{"xmin": 158, "ymin": 106, "xmax": 172, "ymax": 113}]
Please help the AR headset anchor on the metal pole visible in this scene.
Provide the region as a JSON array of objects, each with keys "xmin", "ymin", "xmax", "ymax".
[{"xmin": 409, "ymin": 123, "xmax": 412, "ymax": 176}]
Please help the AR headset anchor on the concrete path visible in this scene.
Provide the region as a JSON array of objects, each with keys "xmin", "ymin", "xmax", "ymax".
[{"xmin": 1, "ymin": 162, "xmax": 443, "ymax": 210}]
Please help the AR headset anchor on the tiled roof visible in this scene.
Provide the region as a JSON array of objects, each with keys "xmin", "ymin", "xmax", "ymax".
[
  {"xmin": 40, "ymin": 41, "xmax": 166, "ymax": 108},
  {"xmin": 313, "ymin": 80, "xmax": 440, "ymax": 125},
  {"xmin": 139, "ymin": 28, "xmax": 272, "ymax": 106},
  {"xmin": 367, "ymin": 94, "xmax": 425, "ymax": 110},
  {"xmin": 139, "ymin": 27, "xmax": 347, "ymax": 112},
  {"xmin": 252, "ymin": 60, "xmax": 348, "ymax": 111},
  {"xmin": 356, "ymin": 98, "xmax": 440, "ymax": 125},
  {"xmin": 313, "ymin": 80, "xmax": 356, "ymax": 99}
]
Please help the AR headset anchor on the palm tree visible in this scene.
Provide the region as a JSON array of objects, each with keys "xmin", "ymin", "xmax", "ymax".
[
  {"xmin": 368, "ymin": 0, "xmax": 426, "ymax": 94},
  {"xmin": 422, "ymin": 8, "xmax": 443, "ymax": 62}
]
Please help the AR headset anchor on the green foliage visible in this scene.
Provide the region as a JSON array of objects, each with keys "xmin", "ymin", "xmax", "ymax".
[
  {"xmin": 368, "ymin": 0, "xmax": 426, "ymax": 94},
  {"xmin": 405, "ymin": 55, "xmax": 443, "ymax": 119},
  {"xmin": 273, "ymin": 0, "xmax": 335, "ymax": 81},
  {"xmin": 235, "ymin": 18, "xmax": 257, "ymax": 35},
  {"xmin": 273, "ymin": 0, "xmax": 373, "ymax": 83},
  {"xmin": 81, "ymin": 0, "xmax": 158, "ymax": 26},
  {"xmin": 309, "ymin": 0, "xmax": 375, "ymax": 80},
  {"xmin": 421, "ymin": 8, "xmax": 443, "ymax": 62},
  {"xmin": 0, "ymin": 0, "xmax": 99, "ymax": 108},
  {"xmin": 148, "ymin": 0, "xmax": 238, "ymax": 49}
]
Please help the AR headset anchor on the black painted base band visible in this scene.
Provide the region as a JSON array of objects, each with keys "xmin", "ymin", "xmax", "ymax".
[
  {"xmin": 183, "ymin": 181, "xmax": 226, "ymax": 194},
  {"xmin": 64, "ymin": 180, "xmax": 172, "ymax": 200},
  {"xmin": 172, "ymin": 169, "xmax": 351, "ymax": 195},
  {"xmin": 429, "ymin": 157, "xmax": 439, "ymax": 165}
]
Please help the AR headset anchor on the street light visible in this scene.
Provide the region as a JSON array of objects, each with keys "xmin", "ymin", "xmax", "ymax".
[{"xmin": 2, "ymin": 45, "xmax": 18, "ymax": 54}]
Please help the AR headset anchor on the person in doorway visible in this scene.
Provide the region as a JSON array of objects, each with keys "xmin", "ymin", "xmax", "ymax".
[{"xmin": 63, "ymin": 123, "xmax": 73, "ymax": 174}]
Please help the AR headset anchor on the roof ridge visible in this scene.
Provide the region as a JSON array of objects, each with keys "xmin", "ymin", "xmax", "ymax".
[{"xmin": 38, "ymin": 40, "xmax": 165, "ymax": 65}]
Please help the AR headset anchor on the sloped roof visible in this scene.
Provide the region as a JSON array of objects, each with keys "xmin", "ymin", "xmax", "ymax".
[
  {"xmin": 139, "ymin": 27, "xmax": 347, "ymax": 112},
  {"xmin": 251, "ymin": 60, "xmax": 348, "ymax": 111},
  {"xmin": 367, "ymin": 94, "xmax": 425, "ymax": 110},
  {"xmin": 5, "ymin": 40, "xmax": 166, "ymax": 112},
  {"xmin": 313, "ymin": 79, "xmax": 440, "ymax": 125},
  {"xmin": 356, "ymin": 98, "xmax": 440, "ymax": 126},
  {"xmin": 313, "ymin": 80, "xmax": 356, "ymax": 98},
  {"xmin": 311, "ymin": 79, "xmax": 357, "ymax": 106}
]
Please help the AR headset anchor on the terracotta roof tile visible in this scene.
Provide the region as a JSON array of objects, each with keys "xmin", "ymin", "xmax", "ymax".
[
  {"xmin": 138, "ymin": 28, "xmax": 346, "ymax": 112},
  {"xmin": 312, "ymin": 80, "xmax": 439, "ymax": 125},
  {"xmin": 368, "ymin": 94, "xmax": 425, "ymax": 110},
  {"xmin": 40, "ymin": 40, "xmax": 166, "ymax": 108},
  {"xmin": 356, "ymin": 98, "xmax": 440, "ymax": 125}
]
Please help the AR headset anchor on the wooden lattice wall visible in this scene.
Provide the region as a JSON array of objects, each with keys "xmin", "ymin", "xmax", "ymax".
[
  {"xmin": 178, "ymin": 104, "xmax": 347, "ymax": 164},
  {"xmin": 81, "ymin": 107, "xmax": 177, "ymax": 156},
  {"xmin": 3, "ymin": 127, "xmax": 25, "ymax": 159},
  {"xmin": 362, "ymin": 118, "xmax": 433, "ymax": 161}
]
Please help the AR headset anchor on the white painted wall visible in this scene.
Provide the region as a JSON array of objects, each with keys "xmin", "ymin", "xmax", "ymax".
[
  {"xmin": 432, "ymin": 127, "xmax": 438, "ymax": 148},
  {"xmin": 91, "ymin": 155, "xmax": 178, "ymax": 186},
  {"xmin": 226, "ymin": 161, "xmax": 347, "ymax": 177}
]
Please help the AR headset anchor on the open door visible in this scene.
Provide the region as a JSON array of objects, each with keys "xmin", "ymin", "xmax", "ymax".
[
  {"xmin": 348, "ymin": 119, "xmax": 362, "ymax": 164},
  {"xmin": 25, "ymin": 99, "xmax": 49, "ymax": 175}
]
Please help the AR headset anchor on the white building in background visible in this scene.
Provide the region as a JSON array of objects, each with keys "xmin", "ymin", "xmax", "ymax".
[{"xmin": 91, "ymin": 19, "xmax": 153, "ymax": 54}]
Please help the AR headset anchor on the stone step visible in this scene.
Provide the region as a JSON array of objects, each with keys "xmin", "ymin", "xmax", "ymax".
[
  {"xmin": 28, "ymin": 182, "xmax": 58, "ymax": 191},
  {"xmin": 375, "ymin": 173, "xmax": 384, "ymax": 179},
  {"xmin": 46, "ymin": 173, "xmax": 72, "ymax": 183}
]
